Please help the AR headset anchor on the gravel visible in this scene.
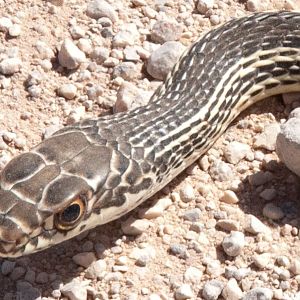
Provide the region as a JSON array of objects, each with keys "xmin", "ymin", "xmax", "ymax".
[{"xmin": 0, "ymin": 1, "xmax": 300, "ymax": 299}]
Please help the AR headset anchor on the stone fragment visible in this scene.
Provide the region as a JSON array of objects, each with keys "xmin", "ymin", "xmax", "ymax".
[
  {"xmin": 140, "ymin": 197, "xmax": 172, "ymax": 219},
  {"xmin": 202, "ymin": 279, "xmax": 224, "ymax": 300},
  {"xmin": 179, "ymin": 183, "xmax": 195, "ymax": 202},
  {"xmin": 244, "ymin": 214, "xmax": 270, "ymax": 235},
  {"xmin": 222, "ymin": 278, "xmax": 243, "ymax": 300},
  {"xmin": 175, "ymin": 284, "xmax": 194, "ymax": 300},
  {"xmin": 222, "ymin": 231, "xmax": 245, "ymax": 256},
  {"xmin": 184, "ymin": 266, "xmax": 202, "ymax": 283},
  {"xmin": 253, "ymin": 253, "xmax": 271, "ymax": 269},
  {"xmin": 151, "ymin": 20, "xmax": 183, "ymax": 44},
  {"xmin": 0, "ymin": 17, "xmax": 12, "ymax": 32},
  {"xmin": 209, "ymin": 160, "xmax": 234, "ymax": 181},
  {"xmin": 254, "ymin": 123, "xmax": 280, "ymax": 151},
  {"xmin": 224, "ymin": 141, "xmax": 252, "ymax": 164},
  {"xmin": 243, "ymin": 288, "xmax": 272, "ymax": 300},
  {"xmin": 61, "ymin": 279, "xmax": 89, "ymax": 300},
  {"xmin": 57, "ymin": 83, "xmax": 77, "ymax": 99},
  {"xmin": 197, "ymin": 0, "xmax": 215, "ymax": 14},
  {"xmin": 85, "ymin": 259, "xmax": 107, "ymax": 279},
  {"xmin": 58, "ymin": 39, "xmax": 86, "ymax": 69},
  {"xmin": 262, "ymin": 203, "xmax": 284, "ymax": 220},
  {"xmin": 72, "ymin": 252, "xmax": 97, "ymax": 268},
  {"xmin": 276, "ymin": 117, "xmax": 300, "ymax": 177},
  {"xmin": 220, "ymin": 190, "xmax": 239, "ymax": 204},
  {"xmin": 86, "ymin": 0, "xmax": 117, "ymax": 22},
  {"xmin": 0, "ymin": 58, "xmax": 22, "ymax": 75},
  {"xmin": 147, "ymin": 41, "xmax": 185, "ymax": 80},
  {"xmin": 121, "ymin": 217, "xmax": 151, "ymax": 235}
]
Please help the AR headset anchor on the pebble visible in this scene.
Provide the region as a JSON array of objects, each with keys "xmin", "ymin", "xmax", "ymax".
[
  {"xmin": 115, "ymin": 81, "xmax": 152, "ymax": 112},
  {"xmin": 220, "ymin": 190, "xmax": 239, "ymax": 204},
  {"xmin": 243, "ymin": 287, "xmax": 273, "ymax": 300},
  {"xmin": 16, "ymin": 281, "xmax": 41, "ymax": 300},
  {"xmin": 222, "ymin": 278, "xmax": 243, "ymax": 300},
  {"xmin": 290, "ymin": 259, "xmax": 300, "ymax": 275},
  {"xmin": 57, "ymin": 83, "xmax": 77, "ymax": 99},
  {"xmin": 222, "ymin": 231, "xmax": 245, "ymax": 256},
  {"xmin": 248, "ymin": 171, "xmax": 273, "ymax": 186},
  {"xmin": 112, "ymin": 23, "xmax": 140, "ymax": 48},
  {"xmin": 113, "ymin": 62, "xmax": 139, "ymax": 81},
  {"xmin": 182, "ymin": 208, "xmax": 201, "ymax": 222},
  {"xmin": 1, "ymin": 260, "xmax": 16, "ymax": 276},
  {"xmin": 184, "ymin": 266, "xmax": 202, "ymax": 284},
  {"xmin": 209, "ymin": 160, "xmax": 234, "ymax": 181},
  {"xmin": 86, "ymin": 0, "xmax": 117, "ymax": 22},
  {"xmin": 202, "ymin": 279, "xmax": 224, "ymax": 300},
  {"xmin": 58, "ymin": 38, "xmax": 86, "ymax": 69},
  {"xmin": 90, "ymin": 47, "xmax": 110, "ymax": 64},
  {"xmin": 35, "ymin": 271, "xmax": 49, "ymax": 284},
  {"xmin": 224, "ymin": 141, "xmax": 252, "ymax": 164},
  {"xmin": 61, "ymin": 279, "xmax": 88, "ymax": 300},
  {"xmin": 10, "ymin": 266, "xmax": 26, "ymax": 280},
  {"xmin": 0, "ymin": 58, "xmax": 22, "ymax": 75},
  {"xmin": 8, "ymin": 24, "xmax": 21, "ymax": 37},
  {"xmin": 0, "ymin": 17, "xmax": 13, "ymax": 32},
  {"xmin": 206, "ymin": 260, "xmax": 223, "ymax": 277},
  {"xmin": 121, "ymin": 217, "xmax": 151, "ymax": 235},
  {"xmin": 72, "ymin": 252, "xmax": 97, "ymax": 268},
  {"xmin": 244, "ymin": 214, "xmax": 270, "ymax": 234},
  {"xmin": 175, "ymin": 284, "xmax": 194, "ymax": 300},
  {"xmin": 252, "ymin": 253, "xmax": 271, "ymax": 269},
  {"xmin": 169, "ymin": 243, "xmax": 188, "ymax": 259},
  {"xmin": 253, "ymin": 123, "xmax": 280, "ymax": 151},
  {"xmin": 147, "ymin": 41, "xmax": 185, "ymax": 80},
  {"xmin": 140, "ymin": 197, "xmax": 172, "ymax": 219},
  {"xmin": 179, "ymin": 183, "xmax": 195, "ymax": 202},
  {"xmin": 124, "ymin": 46, "xmax": 139, "ymax": 61},
  {"xmin": 262, "ymin": 203, "xmax": 284, "ymax": 220},
  {"xmin": 85, "ymin": 259, "xmax": 107, "ymax": 279},
  {"xmin": 151, "ymin": 20, "xmax": 183, "ymax": 44},
  {"xmin": 217, "ymin": 219, "xmax": 240, "ymax": 231},
  {"xmin": 197, "ymin": 0, "xmax": 215, "ymax": 14},
  {"xmin": 276, "ymin": 117, "xmax": 300, "ymax": 177},
  {"xmin": 259, "ymin": 188, "xmax": 276, "ymax": 201}
]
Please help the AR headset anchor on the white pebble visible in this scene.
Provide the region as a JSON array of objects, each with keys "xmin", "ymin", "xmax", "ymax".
[
  {"xmin": 222, "ymin": 231, "xmax": 245, "ymax": 257},
  {"xmin": 57, "ymin": 83, "xmax": 77, "ymax": 100}
]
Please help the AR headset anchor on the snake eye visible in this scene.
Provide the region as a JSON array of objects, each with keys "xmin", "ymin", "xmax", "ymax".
[{"xmin": 55, "ymin": 197, "xmax": 86, "ymax": 231}]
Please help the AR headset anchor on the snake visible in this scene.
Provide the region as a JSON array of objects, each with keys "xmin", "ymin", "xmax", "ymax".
[{"xmin": 0, "ymin": 12, "xmax": 300, "ymax": 257}]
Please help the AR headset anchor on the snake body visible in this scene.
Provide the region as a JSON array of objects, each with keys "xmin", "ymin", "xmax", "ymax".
[{"xmin": 1, "ymin": 12, "xmax": 300, "ymax": 257}]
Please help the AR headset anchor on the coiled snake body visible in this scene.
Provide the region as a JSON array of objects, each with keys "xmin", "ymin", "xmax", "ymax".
[{"xmin": 1, "ymin": 12, "xmax": 300, "ymax": 257}]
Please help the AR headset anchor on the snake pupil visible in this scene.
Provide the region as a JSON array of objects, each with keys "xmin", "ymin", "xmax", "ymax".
[{"xmin": 61, "ymin": 203, "xmax": 81, "ymax": 223}]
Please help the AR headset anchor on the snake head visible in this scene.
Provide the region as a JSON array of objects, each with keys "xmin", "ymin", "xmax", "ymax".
[{"xmin": 0, "ymin": 130, "xmax": 112, "ymax": 257}]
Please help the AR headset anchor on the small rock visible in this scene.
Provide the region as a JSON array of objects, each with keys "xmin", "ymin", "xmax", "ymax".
[
  {"xmin": 244, "ymin": 214, "xmax": 270, "ymax": 235},
  {"xmin": 16, "ymin": 281, "xmax": 41, "ymax": 300},
  {"xmin": 276, "ymin": 117, "xmax": 300, "ymax": 177},
  {"xmin": 222, "ymin": 278, "xmax": 243, "ymax": 300},
  {"xmin": 254, "ymin": 123, "xmax": 280, "ymax": 151},
  {"xmin": 209, "ymin": 160, "xmax": 234, "ymax": 181},
  {"xmin": 182, "ymin": 208, "xmax": 201, "ymax": 222},
  {"xmin": 115, "ymin": 81, "xmax": 152, "ymax": 112},
  {"xmin": 8, "ymin": 24, "xmax": 21, "ymax": 37},
  {"xmin": 262, "ymin": 203, "xmax": 284, "ymax": 220},
  {"xmin": 289, "ymin": 107, "xmax": 300, "ymax": 119},
  {"xmin": 90, "ymin": 47, "xmax": 110, "ymax": 64},
  {"xmin": 0, "ymin": 17, "xmax": 12, "ymax": 32},
  {"xmin": 206, "ymin": 260, "xmax": 223, "ymax": 277},
  {"xmin": 217, "ymin": 219, "xmax": 240, "ymax": 231},
  {"xmin": 0, "ymin": 58, "xmax": 22, "ymax": 75},
  {"xmin": 224, "ymin": 141, "xmax": 252, "ymax": 164},
  {"xmin": 175, "ymin": 284, "xmax": 194, "ymax": 300},
  {"xmin": 140, "ymin": 197, "xmax": 172, "ymax": 219},
  {"xmin": 85, "ymin": 259, "xmax": 107, "ymax": 279},
  {"xmin": 147, "ymin": 41, "xmax": 185, "ymax": 80},
  {"xmin": 58, "ymin": 39, "xmax": 86, "ymax": 69},
  {"xmin": 151, "ymin": 20, "xmax": 183, "ymax": 44},
  {"xmin": 290, "ymin": 258, "xmax": 300, "ymax": 275},
  {"xmin": 72, "ymin": 252, "xmax": 97, "ymax": 268},
  {"xmin": 61, "ymin": 279, "xmax": 88, "ymax": 300},
  {"xmin": 259, "ymin": 188, "xmax": 276, "ymax": 201},
  {"xmin": 197, "ymin": 0, "xmax": 215, "ymax": 14},
  {"xmin": 113, "ymin": 62, "xmax": 139, "ymax": 81},
  {"xmin": 202, "ymin": 279, "xmax": 224, "ymax": 300},
  {"xmin": 179, "ymin": 183, "xmax": 195, "ymax": 202},
  {"xmin": 248, "ymin": 171, "xmax": 273, "ymax": 186},
  {"xmin": 222, "ymin": 231, "xmax": 245, "ymax": 256},
  {"xmin": 35, "ymin": 272, "xmax": 49, "ymax": 284},
  {"xmin": 86, "ymin": 0, "xmax": 117, "ymax": 22},
  {"xmin": 243, "ymin": 288, "xmax": 272, "ymax": 300},
  {"xmin": 1, "ymin": 260, "xmax": 16, "ymax": 276},
  {"xmin": 57, "ymin": 83, "xmax": 77, "ymax": 100},
  {"xmin": 113, "ymin": 23, "xmax": 140, "ymax": 47},
  {"xmin": 121, "ymin": 217, "xmax": 151, "ymax": 235},
  {"xmin": 220, "ymin": 190, "xmax": 239, "ymax": 204},
  {"xmin": 10, "ymin": 266, "xmax": 26, "ymax": 280},
  {"xmin": 184, "ymin": 266, "xmax": 202, "ymax": 284},
  {"xmin": 169, "ymin": 244, "xmax": 188, "ymax": 259},
  {"xmin": 253, "ymin": 253, "xmax": 271, "ymax": 269},
  {"xmin": 246, "ymin": 0, "xmax": 268, "ymax": 12}
]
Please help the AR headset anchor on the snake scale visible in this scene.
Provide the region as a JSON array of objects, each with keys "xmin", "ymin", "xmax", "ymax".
[{"xmin": 0, "ymin": 12, "xmax": 300, "ymax": 257}]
